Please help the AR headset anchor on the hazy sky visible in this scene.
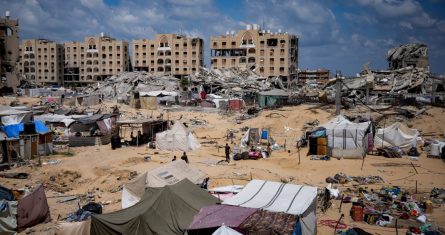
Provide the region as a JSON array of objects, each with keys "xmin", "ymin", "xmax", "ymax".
[{"xmin": 2, "ymin": 0, "xmax": 444, "ymax": 75}]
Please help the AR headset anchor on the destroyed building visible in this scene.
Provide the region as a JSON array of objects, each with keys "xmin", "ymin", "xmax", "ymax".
[
  {"xmin": 132, "ymin": 34, "xmax": 204, "ymax": 77},
  {"xmin": 0, "ymin": 11, "xmax": 19, "ymax": 94},
  {"xmin": 17, "ymin": 39, "xmax": 64, "ymax": 86},
  {"xmin": 210, "ymin": 24, "xmax": 298, "ymax": 81},
  {"xmin": 297, "ymin": 69, "xmax": 330, "ymax": 84},
  {"xmin": 387, "ymin": 43, "xmax": 428, "ymax": 70}
]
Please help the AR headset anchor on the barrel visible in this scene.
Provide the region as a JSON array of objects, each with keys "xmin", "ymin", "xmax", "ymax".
[{"xmin": 351, "ymin": 205, "xmax": 363, "ymax": 221}]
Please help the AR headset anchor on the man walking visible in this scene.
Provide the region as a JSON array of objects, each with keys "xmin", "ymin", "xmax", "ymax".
[{"xmin": 225, "ymin": 143, "xmax": 231, "ymax": 163}]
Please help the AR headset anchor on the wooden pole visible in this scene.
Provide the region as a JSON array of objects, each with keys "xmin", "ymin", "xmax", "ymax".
[
  {"xmin": 297, "ymin": 145, "xmax": 301, "ymax": 165},
  {"xmin": 339, "ymin": 194, "xmax": 344, "ymax": 213},
  {"xmin": 395, "ymin": 219, "xmax": 399, "ymax": 235},
  {"xmin": 334, "ymin": 214, "xmax": 344, "ymax": 235},
  {"xmin": 335, "ymin": 79, "xmax": 341, "ymax": 115},
  {"xmin": 361, "ymin": 154, "xmax": 365, "ymax": 170}
]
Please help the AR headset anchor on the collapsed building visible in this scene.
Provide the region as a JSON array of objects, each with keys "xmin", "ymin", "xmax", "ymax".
[
  {"xmin": 0, "ymin": 11, "xmax": 19, "ymax": 94},
  {"xmin": 387, "ymin": 43, "xmax": 428, "ymax": 70}
]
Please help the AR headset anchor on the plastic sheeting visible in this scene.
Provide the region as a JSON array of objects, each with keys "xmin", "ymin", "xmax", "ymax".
[
  {"xmin": 322, "ymin": 115, "xmax": 371, "ymax": 150},
  {"xmin": 155, "ymin": 122, "xmax": 200, "ymax": 151},
  {"xmin": 56, "ymin": 220, "xmax": 91, "ymax": 235},
  {"xmin": 212, "ymin": 225, "xmax": 242, "ymax": 235},
  {"xmin": 374, "ymin": 122, "xmax": 419, "ymax": 150},
  {"xmin": 188, "ymin": 205, "xmax": 257, "ymax": 230},
  {"xmin": 223, "ymin": 180, "xmax": 317, "ymax": 235},
  {"xmin": 0, "ymin": 200, "xmax": 17, "ymax": 234}
]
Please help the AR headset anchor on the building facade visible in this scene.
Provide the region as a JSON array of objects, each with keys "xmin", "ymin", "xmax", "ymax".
[
  {"xmin": 17, "ymin": 39, "xmax": 64, "ymax": 86},
  {"xmin": 0, "ymin": 11, "xmax": 19, "ymax": 92},
  {"xmin": 210, "ymin": 24, "xmax": 298, "ymax": 79},
  {"xmin": 298, "ymin": 69, "xmax": 330, "ymax": 84},
  {"xmin": 64, "ymin": 34, "xmax": 130, "ymax": 86},
  {"xmin": 132, "ymin": 34, "xmax": 204, "ymax": 77}
]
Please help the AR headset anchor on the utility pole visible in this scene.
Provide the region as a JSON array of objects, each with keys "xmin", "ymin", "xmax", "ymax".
[{"xmin": 335, "ymin": 72, "xmax": 342, "ymax": 115}]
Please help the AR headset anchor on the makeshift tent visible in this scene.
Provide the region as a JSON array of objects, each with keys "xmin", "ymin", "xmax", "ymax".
[
  {"xmin": 258, "ymin": 89, "xmax": 288, "ymax": 108},
  {"xmin": 428, "ymin": 140, "xmax": 445, "ymax": 157},
  {"xmin": 155, "ymin": 122, "xmax": 200, "ymax": 151},
  {"xmin": 239, "ymin": 210, "xmax": 298, "ymax": 234},
  {"xmin": 374, "ymin": 122, "xmax": 420, "ymax": 150},
  {"xmin": 17, "ymin": 185, "xmax": 51, "ymax": 232},
  {"xmin": 0, "ymin": 200, "xmax": 17, "ymax": 234},
  {"xmin": 188, "ymin": 205, "xmax": 257, "ymax": 232},
  {"xmin": 321, "ymin": 115, "xmax": 372, "ymax": 159},
  {"xmin": 212, "ymin": 225, "xmax": 242, "ymax": 235},
  {"xmin": 223, "ymin": 180, "xmax": 317, "ymax": 235},
  {"xmin": 91, "ymin": 179, "xmax": 220, "ymax": 235},
  {"xmin": 240, "ymin": 128, "xmax": 259, "ymax": 148},
  {"xmin": 56, "ymin": 220, "xmax": 91, "ymax": 235},
  {"xmin": 122, "ymin": 160, "xmax": 207, "ymax": 208}
]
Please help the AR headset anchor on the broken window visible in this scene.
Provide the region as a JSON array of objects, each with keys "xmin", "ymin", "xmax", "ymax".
[
  {"xmin": 241, "ymin": 32, "xmax": 254, "ymax": 46},
  {"xmin": 267, "ymin": 39, "xmax": 278, "ymax": 47}
]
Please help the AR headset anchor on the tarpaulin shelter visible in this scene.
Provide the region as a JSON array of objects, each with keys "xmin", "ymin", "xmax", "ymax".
[
  {"xmin": 56, "ymin": 220, "xmax": 91, "ymax": 235},
  {"xmin": 321, "ymin": 115, "xmax": 372, "ymax": 159},
  {"xmin": 188, "ymin": 205, "xmax": 257, "ymax": 234},
  {"xmin": 122, "ymin": 160, "xmax": 207, "ymax": 208},
  {"xmin": 223, "ymin": 180, "xmax": 318, "ymax": 235},
  {"xmin": 258, "ymin": 89, "xmax": 288, "ymax": 108},
  {"xmin": 0, "ymin": 200, "xmax": 17, "ymax": 234},
  {"xmin": 155, "ymin": 122, "xmax": 200, "ymax": 151},
  {"xmin": 91, "ymin": 179, "xmax": 220, "ymax": 235},
  {"xmin": 17, "ymin": 185, "xmax": 51, "ymax": 232},
  {"xmin": 374, "ymin": 122, "xmax": 420, "ymax": 151},
  {"xmin": 238, "ymin": 210, "xmax": 299, "ymax": 234},
  {"xmin": 0, "ymin": 105, "xmax": 32, "ymax": 126}
]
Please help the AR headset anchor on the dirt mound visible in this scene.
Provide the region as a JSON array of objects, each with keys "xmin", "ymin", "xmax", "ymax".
[{"xmin": 46, "ymin": 170, "xmax": 82, "ymax": 193}]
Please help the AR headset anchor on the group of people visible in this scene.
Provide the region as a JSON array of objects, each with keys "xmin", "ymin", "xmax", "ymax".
[
  {"xmin": 129, "ymin": 130, "xmax": 149, "ymax": 146},
  {"xmin": 172, "ymin": 152, "xmax": 189, "ymax": 163}
]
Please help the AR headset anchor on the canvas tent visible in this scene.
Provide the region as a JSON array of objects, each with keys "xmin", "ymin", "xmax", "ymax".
[
  {"xmin": 223, "ymin": 180, "xmax": 317, "ymax": 235},
  {"xmin": 321, "ymin": 115, "xmax": 372, "ymax": 159},
  {"xmin": 374, "ymin": 122, "xmax": 420, "ymax": 150},
  {"xmin": 121, "ymin": 160, "xmax": 207, "ymax": 208},
  {"xmin": 91, "ymin": 179, "xmax": 220, "ymax": 235},
  {"xmin": 155, "ymin": 122, "xmax": 200, "ymax": 151},
  {"xmin": 212, "ymin": 225, "xmax": 242, "ymax": 235},
  {"xmin": 17, "ymin": 185, "xmax": 51, "ymax": 232}
]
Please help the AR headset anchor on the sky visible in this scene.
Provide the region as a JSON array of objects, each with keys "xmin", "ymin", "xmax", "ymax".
[{"xmin": 1, "ymin": 0, "xmax": 445, "ymax": 76}]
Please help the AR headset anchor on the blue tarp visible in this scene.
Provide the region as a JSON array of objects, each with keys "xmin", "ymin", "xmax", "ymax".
[
  {"xmin": 1, "ymin": 124, "xmax": 24, "ymax": 138},
  {"xmin": 34, "ymin": 120, "xmax": 50, "ymax": 134},
  {"xmin": 261, "ymin": 130, "xmax": 269, "ymax": 140}
]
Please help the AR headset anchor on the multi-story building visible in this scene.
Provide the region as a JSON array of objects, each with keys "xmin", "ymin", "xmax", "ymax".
[
  {"xmin": 132, "ymin": 34, "xmax": 204, "ymax": 77},
  {"xmin": 17, "ymin": 39, "xmax": 64, "ymax": 86},
  {"xmin": 210, "ymin": 24, "xmax": 298, "ymax": 80},
  {"xmin": 387, "ymin": 43, "xmax": 428, "ymax": 70},
  {"xmin": 0, "ymin": 11, "xmax": 19, "ymax": 92},
  {"xmin": 64, "ymin": 34, "xmax": 130, "ymax": 86},
  {"xmin": 298, "ymin": 69, "xmax": 330, "ymax": 84}
]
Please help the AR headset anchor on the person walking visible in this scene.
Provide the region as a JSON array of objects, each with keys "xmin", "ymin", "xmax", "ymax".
[
  {"xmin": 181, "ymin": 152, "xmax": 189, "ymax": 163},
  {"xmin": 172, "ymin": 156, "xmax": 177, "ymax": 161},
  {"xmin": 225, "ymin": 143, "xmax": 231, "ymax": 163}
]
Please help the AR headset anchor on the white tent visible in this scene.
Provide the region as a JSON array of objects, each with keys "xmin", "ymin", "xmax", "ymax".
[
  {"xmin": 374, "ymin": 122, "xmax": 420, "ymax": 150},
  {"xmin": 212, "ymin": 225, "xmax": 242, "ymax": 235},
  {"xmin": 321, "ymin": 115, "xmax": 372, "ymax": 158},
  {"xmin": 223, "ymin": 180, "xmax": 318, "ymax": 235},
  {"xmin": 155, "ymin": 122, "xmax": 200, "ymax": 151},
  {"xmin": 121, "ymin": 160, "xmax": 207, "ymax": 208}
]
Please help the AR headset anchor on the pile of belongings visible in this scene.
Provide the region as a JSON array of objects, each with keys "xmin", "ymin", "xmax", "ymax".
[
  {"xmin": 65, "ymin": 202, "xmax": 102, "ymax": 222},
  {"xmin": 0, "ymin": 184, "xmax": 51, "ymax": 233},
  {"xmin": 325, "ymin": 173, "xmax": 384, "ymax": 185},
  {"xmin": 377, "ymin": 147, "xmax": 402, "ymax": 158}
]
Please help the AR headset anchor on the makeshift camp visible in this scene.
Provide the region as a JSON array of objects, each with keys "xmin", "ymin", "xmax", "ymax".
[
  {"xmin": 223, "ymin": 180, "xmax": 318, "ymax": 235},
  {"xmin": 91, "ymin": 179, "xmax": 220, "ymax": 235},
  {"xmin": 321, "ymin": 115, "xmax": 372, "ymax": 159},
  {"xmin": 17, "ymin": 185, "xmax": 51, "ymax": 232},
  {"xmin": 122, "ymin": 160, "xmax": 207, "ymax": 208},
  {"xmin": 0, "ymin": 200, "xmax": 17, "ymax": 234},
  {"xmin": 240, "ymin": 128, "xmax": 260, "ymax": 148},
  {"xmin": 188, "ymin": 205, "xmax": 257, "ymax": 234},
  {"xmin": 155, "ymin": 122, "xmax": 200, "ymax": 151},
  {"xmin": 374, "ymin": 122, "xmax": 420, "ymax": 151},
  {"xmin": 117, "ymin": 118, "xmax": 168, "ymax": 147},
  {"xmin": 0, "ymin": 105, "xmax": 32, "ymax": 126},
  {"xmin": 212, "ymin": 225, "xmax": 242, "ymax": 235},
  {"xmin": 68, "ymin": 114, "xmax": 116, "ymax": 147},
  {"xmin": 258, "ymin": 89, "xmax": 289, "ymax": 108}
]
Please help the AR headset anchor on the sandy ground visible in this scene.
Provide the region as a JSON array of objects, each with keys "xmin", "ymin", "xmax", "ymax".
[{"xmin": 1, "ymin": 98, "xmax": 445, "ymax": 234}]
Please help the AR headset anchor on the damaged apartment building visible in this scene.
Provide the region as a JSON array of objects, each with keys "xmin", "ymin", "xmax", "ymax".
[
  {"xmin": 210, "ymin": 24, "xmax": 298, "ymax": 81},
  {"xmin": 0, "ymin": 11, "xmax": 19, "ymax": 93},
  {"xmin": 387, "ymin": 43, "xmax": 428, "ymax": 70},
  {"xmin": 62, "ymin": 33, "xmax": 131, "ymax": 86},
  {"xmin": 132, "ymin": 34, "xmax": 204, "ymax": 78}
]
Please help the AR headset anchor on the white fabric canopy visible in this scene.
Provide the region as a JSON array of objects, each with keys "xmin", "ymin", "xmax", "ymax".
[
  {"xmin": 212, "ymin": 225, "xmax": 242, "ymax": 235},
  {"xmin": 155, "ymin": 122, "xmax": 200, "ymax": 151},
  {"xmin": 374, "ymin": 122, "xmax": 419, "ymax": 150},
  {"xmin": 223, "ymin": 180, "xmax": 317, "ymax": 235},
  {"xmin": 322, "ymin": 115, "xmax": 371, "ymax": 149}
]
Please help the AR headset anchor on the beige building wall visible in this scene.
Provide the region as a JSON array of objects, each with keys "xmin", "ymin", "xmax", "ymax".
[
  {"xmin": 0, "ymin": 12, "xmax": 19, "ymax": 92},
  {"xmin": 18, "ymin": 39, "xmax": 64, "ymax": 85},
  {"xmin": 64, "ymin": 35, "xmax": 130, "ymax": 86},
  {"xmin": 133, "ymin": 34, "xmax": 203, "ymax": 77},
  {"xmin": 210, "ymin": 24, "xmax": 298, "ymax": 79}
]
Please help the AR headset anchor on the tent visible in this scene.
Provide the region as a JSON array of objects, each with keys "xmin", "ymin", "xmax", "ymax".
[
  {"xmin": 258, "ymin": 89, "xmax": 289, "ymax": 108},
  {"xmin": 213, "ymin": 225, "xmax": 242, "ymax": 235},
  {"xmin": 17, "ymin": 185, "xmax": 51, "ymax": 232},
  {"xmin": 374, "ymin": 122, "xmax": 419, "ymax": 150},
  {"xmin": 321, "ymin": 115, "xmax": 372, "ymax": 159},
  {"xmin": 223, "ymin": 180, "xmax": 318, "ymax": 235},
  {"xmin": 155, "ymin": 122, "xmax": 200, "ymax": 151},
  {"xmin": 91, "ymin": 179, "xmax": 220, "ymax": 235},
  {"xmin": 121, "ymin": 160, "xmax": 207, "ymax": 208},
  {"xmin": 0, "ymin": 200, "xmax": 17, "ymax": 234},
  {"xmin": 188, "ymin": 205, "xmax": 257, "ymax": 232}
]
